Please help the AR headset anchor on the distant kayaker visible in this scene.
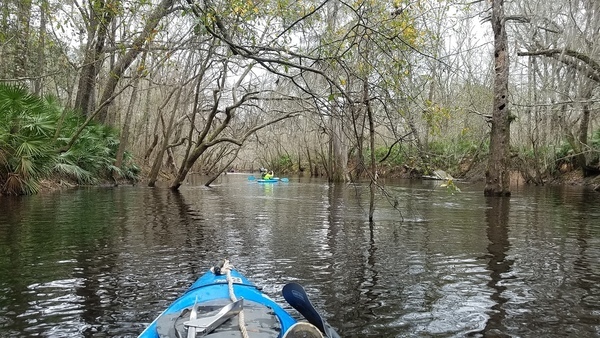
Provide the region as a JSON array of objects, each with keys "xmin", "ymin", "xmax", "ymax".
[
  {"xmin": 264, "ymin": 171, "xmax": 274, "ymax": 180},
  {"xmin": 260, "ymin": 167, "xmax": 268, "ymax": 178}
]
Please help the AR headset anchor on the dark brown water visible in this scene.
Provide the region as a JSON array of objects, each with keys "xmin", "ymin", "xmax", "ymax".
[{"xmin": 1, "ymin": 175, "xmax": 599, "ymax": 337}]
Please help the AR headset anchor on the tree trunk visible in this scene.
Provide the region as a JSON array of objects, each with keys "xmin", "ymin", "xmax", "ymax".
[
  {"xmin": 96, "ymin": 0, "xmax": 175, "ymax": 124},
  {"xmin": 331, "ymin": 107, "xmax": 348, "ymax": 182},
  {"xmin": 365, "ymin": 81, "xmax": 376, "ymax": 221},
  {"xmin": 14, "ymin": 0, "xmax": 31, "ymax": 79},
  {"xmin": 306, "ymin": 146, "xmax": 314, "ymax": 176},
  {"xmin": 33, "ymin": 0, "xmax": 46, "ymax": 96},
  {"xmin": 144, "ymin": 134, "xmax": 159, "ymax": 163},
  {"xmin": 74, "ymin": 0, "xmax": 113, "ymax": 116},
  {"xmin": 204, "ymin": 147, "xmax": 240, "ymax": 187},
  {"xmin": 147, "ymin": 81, "xmax": 187, "ymax": 187},
  {"xmin": 526, "ymin": 56, "xmax": 544, "ymax": 185},
  {"xmin": 576, "ymin": 84, "xmax": 594, "ymax": 176},
  {"xmin": 113, "ymin": 75, "xmax": 142, "ymax": 182},
  {"xmin": 170, "ymin": 144, "xmax": 208, "ymax": 190},
  {"xmin": 485, "ymin": 0, "xmax": 511, "ymax": 197}
]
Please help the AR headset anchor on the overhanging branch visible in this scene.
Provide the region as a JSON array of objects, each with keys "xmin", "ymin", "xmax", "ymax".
[{"xmin": 518, "ymin": 48, "xmax": 600, "ymax": 83}]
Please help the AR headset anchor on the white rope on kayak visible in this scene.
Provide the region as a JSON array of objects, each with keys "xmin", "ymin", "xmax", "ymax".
[{"xmin": 221, "ymin": 260, "xmax": 249, "ymax": 338}]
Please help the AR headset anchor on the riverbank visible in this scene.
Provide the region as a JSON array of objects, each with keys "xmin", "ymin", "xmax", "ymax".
[
  {"xmin": 25, "ymin": 165, "xmax": 600, "ymax": 195},
  {"xmin": 385, "ymin": 161, "xmax": 600, "ymax": 191},
  {"xmin": 547, "ymin": 170, "xmax": 600, "ymax": 190}
]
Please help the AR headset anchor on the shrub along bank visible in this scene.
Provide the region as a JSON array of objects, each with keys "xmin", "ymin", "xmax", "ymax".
[{"xmin": 0, "ymin": 83, "xmax": 139, "ymax": 195}]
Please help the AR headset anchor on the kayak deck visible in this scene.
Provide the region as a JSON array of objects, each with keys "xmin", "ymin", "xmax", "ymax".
[
  {"xmin": 155, "ymin": 299, "xmax": 284, "ymax": 337},
  {"xmin": 139, "ymin": 265, "xmax": 297, "ymax": 338}
]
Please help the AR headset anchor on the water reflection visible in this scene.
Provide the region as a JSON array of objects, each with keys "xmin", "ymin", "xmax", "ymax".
[
  {"xmin": 481, "ymin": 197, "xmax": 512, "ymax": 337},
  {"xmin": 1, "ymin": 180, "xmax": 600, "ymax": 337}
]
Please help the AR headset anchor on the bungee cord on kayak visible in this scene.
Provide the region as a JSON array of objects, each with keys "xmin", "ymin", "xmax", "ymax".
[{"xmin": 212, "ymin": 259, "xmax": 250, "ymax": 338}]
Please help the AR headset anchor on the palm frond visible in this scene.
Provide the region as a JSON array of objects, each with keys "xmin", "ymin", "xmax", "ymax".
[
  {"xmin": 21, "ymin": 114, "xmax": 57, "ymax": 138},
  {"xmin": 21, "ymin": 176, "xmax": 41, "ymax": 195},
  {"xmin": 53, "ymin": 163, "xmax": 96, "ymax": 184},
  {"xmin": 0, "ymin": 83, "xmax": 43, "ymax": 118},
  {"xmin": 15, "ymin": 139, "xmax": 51, "ymax": 157},
  {"xmin": 2, "ymin": 173, "xmax": 25, "ymax": 195}
]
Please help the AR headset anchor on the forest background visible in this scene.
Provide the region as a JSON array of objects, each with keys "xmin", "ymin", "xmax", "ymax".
[{"xmin": 1, "ymin": 0, "xmax": 600, "ymax": 198}]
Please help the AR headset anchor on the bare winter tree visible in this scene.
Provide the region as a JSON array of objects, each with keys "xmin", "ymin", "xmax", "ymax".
[{"xmin": 516, "ymin": 0, "xmax": 600, "ymax": 177}]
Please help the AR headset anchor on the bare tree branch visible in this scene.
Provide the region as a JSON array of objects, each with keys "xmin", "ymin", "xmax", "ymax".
[{"xmin": 518, "ymin": 48, "xmax": 600, "ymax": 83}]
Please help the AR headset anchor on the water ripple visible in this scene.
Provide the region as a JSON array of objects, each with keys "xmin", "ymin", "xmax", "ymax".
[{"xmin": 1, "ymin": 181, "xmax": 599, "ymax": 337}]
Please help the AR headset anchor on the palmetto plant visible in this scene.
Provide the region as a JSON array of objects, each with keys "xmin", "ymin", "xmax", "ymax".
[
  {"xmin": 0, "ymin": 83, "xmax": 139, "ymax": 195},
  {"xmin": 55, "ymin": 109, "xmax": 140, "ymax": 184},
  {"xmin": 0, "ymin": 83, "xmax": 57, "ymax": 195}
]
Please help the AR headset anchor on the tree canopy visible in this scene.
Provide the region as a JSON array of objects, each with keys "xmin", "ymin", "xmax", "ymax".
[{"xmin": 1, "ymin": 0, "xmax": 600, "ymax": 197}]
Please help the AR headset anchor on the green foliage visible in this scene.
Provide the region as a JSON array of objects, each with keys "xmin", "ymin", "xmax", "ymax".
[
  {"xmin": 591, "ymin": 129, "xmax": 600, "ymax": 149},
  {"xmin": 53, "ymin": 113, "xmax": 138, "ymax": 184},
  {"xmin": 0, "ymin": 84, "xmax": 57, "ymax": 195},
  {"xmin": 423, "ymin": 100, "xmax": 451, "ymax": 136},
  {"xmin": 588, "ymin": 129, "xmax": 600, "ymax": 165},
  {"xmin": 277, "ymin": 154, "xmax": 293, "ymax": 169},
  {"xmin": 364, "ymin": 131, "xmax": 486, "ymax": 178},
  {"xmin": 0, "ymin": 83, "xmax": 139, "ymax": 195},
  {"xmin": 551, "ymin": 141, "xmax": 576, "ymax": 175},
  {"xmin": 555, "ymin": 141, "xmax": 573, "ymax": 159},
  {"xmin": 425, "ymin": 135, "xmax": 486, "ymax": 175},
  {"xmin": 373, "ymin": 143, "xmax": 406, "ymax": 166},
  {"xmin": 546, "ymin": 129, "xmax": 600, "ymax": 173},
  {"xmin": 261, "ymin": 154, "xmax": 295, "ymax": 174},
  {"xmin": 267, "ymin": 154, "xmax": 293, "ymax": 173}
]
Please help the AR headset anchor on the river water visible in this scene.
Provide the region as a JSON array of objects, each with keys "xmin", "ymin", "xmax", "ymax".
[{"xmin": 0, "ymin": 175, "xmax": 599, "ymax": 337}]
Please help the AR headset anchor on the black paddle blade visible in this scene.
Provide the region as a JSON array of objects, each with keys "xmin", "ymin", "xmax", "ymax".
[{"xmin": 282, "ymin": 283, "xmax": 340, "ymax": 338}]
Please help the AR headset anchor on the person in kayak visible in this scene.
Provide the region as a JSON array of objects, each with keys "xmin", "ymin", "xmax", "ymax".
[{"xmin": 264, "ymin": 171, "xmax": 274, "ymax": 180}]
